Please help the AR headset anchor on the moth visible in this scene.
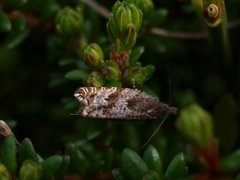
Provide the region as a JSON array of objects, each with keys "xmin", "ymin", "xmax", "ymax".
[{"xmin": 74, "ymin": 87, "xmax": 177, "ymax": 120}]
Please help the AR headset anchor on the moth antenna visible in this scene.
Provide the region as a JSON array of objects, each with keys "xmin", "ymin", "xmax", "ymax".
[
  {"xmin": 70, "ymin": 113, "xmax": 80, "ymax": 116},
  {"xmin": 141, "ymin": 67, "xmax": 173, "ymax": 149},
  {"xmin": 166, "ymin": 66, "xmax": 171, "ymax": 105},
  {"xmin": 141, "ymin": 111, "xmax": 170, "ymax": 149}
]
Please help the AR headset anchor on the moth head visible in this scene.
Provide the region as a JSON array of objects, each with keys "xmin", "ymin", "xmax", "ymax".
[{"xmin": 74, "ymin": 87, "xmax": 89, "ymax": 106}]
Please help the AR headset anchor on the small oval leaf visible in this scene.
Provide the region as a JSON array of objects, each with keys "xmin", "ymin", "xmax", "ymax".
[
  {"xmin": 112, "ymin": 169, "xmax": 126, "ymax": 180},
  {"xmin": 65, "ymin": 69, "xmax": 89, "ymax": 80},
  {"xmin": 0, "ymin": 11, "xmax": 11, "ymax": 32},
  {"xmin": 143, "ymin": 145, "xmax": 162, "ymax": 178},
  {"xmin": 122, "ymin": 148, "xmax": 148, "ymax": 180},
  {"xmin": 41, "ymin": 155, "xmax": 63, "ymax": 180},
  {"xmin": 130, "ymin": 46, "xmax": 145, "ymax": 64},
  {"xmin": 0, "ymin": 135, "xmax": 17, "ymax": 175},
  {"xmin": 6, "ymin": 30, "xmax": 29, "ymax": 49},
  {"xmin": 164, "ymin": 152, "xmax": 188, "ymax": 179},
  {"xmin": 18, "ymin": 138, "xmax": 38, "ymax": 165},
  {"xmin": 219, "ymin": 149, "xmax": 240, "ymax": 172}
]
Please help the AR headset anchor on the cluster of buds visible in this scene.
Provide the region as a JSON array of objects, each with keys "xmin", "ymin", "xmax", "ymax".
[
  {"xmin": 107, "ymin": 1, "xmax": 143, "ymax": 50},
  {"xmin": 66, "ymin": 1, "xmax": 155, "ymax": 88},
  {"xmin": 55, "ymin": 7, "xmax": 83, "ymax": 37},
  {"xmin": 81, "ymin": 42, "xmax": 155, "ymax": 88},
  {"xmin": 176, "ymin": 104, "xmax": 214, "ymax": 148},
  {"xmin": 81, "ymin": 43, "xmax": 122, "ymax": 87}
]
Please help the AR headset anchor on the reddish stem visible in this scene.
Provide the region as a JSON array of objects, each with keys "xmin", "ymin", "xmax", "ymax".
[{"xmin": 193, "ymin": 141, "xmax": 228, "ymax": 179}]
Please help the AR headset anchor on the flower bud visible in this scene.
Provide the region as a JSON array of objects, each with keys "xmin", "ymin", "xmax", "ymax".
[
  {"xmin": 82, "ymin": 43, "xmax": 104, "ymax": 68},
  {"xmin": 141, "ymin": 64, "xmax": 155, "ymax": 81},
  {"xmin": 19, "ymin": 160, "xmax": 41, "ymax": 180},
  {"xmin": 85, "ymin": 72, "xmax": 105, "ymax": 87},
  {"xmin": 0, "ymin": 164, "xmax": 9, "ymax": 180},
  {"xmin": 55, "ymin": 7, "xmax": 83, "ymax": 37},
  {"xmin": 127, "ymin": 0, "xmax": 154, "ymax": 15},
  {"xmin": 122, "ymin": 24, "xmax": 137, "ymax": 50},
  {"xmin": 124, "ymin": 63, "xmax": 155, "ymax": 87},
  {"xmin": 107, "ymin": 1, "xmax": 142, "ymax": 41},
  {"xmin": 102, "ymin": 60, "xmax": 121, "ymax": 81},
  {"xmin": 0, "ymin": 120, "xmax": 13, "ymax": 137},
  {"xmin": 176, "ymin": 104, "xmax": 213, "ymax": 148}
]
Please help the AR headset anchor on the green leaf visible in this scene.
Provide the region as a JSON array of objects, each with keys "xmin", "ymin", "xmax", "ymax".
[
  {"xmin": 65, "ymin": 143, "xmax": 89, "ymax": 172},
  {"xmin": 164, "ymin": 152, "xmax": 188, "ymax": 179},
  {"xmin": 235, "ymin": 173, "xmax": 240, "ymax": 180},
  {"xmin": 36, "ymin": 154, "xmax": 44, "ymax": 163},
  {"xmin": 112, "ymin": 169, "xmax": 126, "ymax": 180},
  {"xmin": 58, "ymin": 58, "xmax": 77, "ymax": 66},
  {"xmin": 55, "ymin": 155, "xmax": 70, "ymax": 179},
  {"xmin": 0, "ymin": 11, "xmax": 11, "ymax": 32},
  {"xmin": 0, "ymin": 164, "xmax": 10, "ymax": 179},
  {"xmin": 19, "ymin": 160, "xmax": 41, "ymax": 180},
  {"xmin": 10, "ymin": 16, "xmax": 26, "ymax": 31},
  {"xmin": 18, "ymin": 138, "xmax": 38, "ymax": 165},
  {"xmin": 65, "ymin": 69, "xmax": 89, "ymax": 80},
  {"xmin": 0, "ymin": 135, "xmax": 17, "ymax": 175},
  {"xmin": 105, "ymin": 148, "xmax": 114, "ymax": 169},
  {"xmin": 213, "ymin": 95, "xmax": 239, "ymax": 153},
  {"xmin": 130, "ymin": 46, "xmax": 145, "ymax": 64},
  {"xmin": 6, "ymin": 30, "xmax": 29, "ymax": 49},
  {"xmin": 142, "ymin": 64, "xmax": 155, "ymax": 80},
  {"xmin": 143, "ymin": 145, "xmax": 162, "ymax": 178},
  {"xmin": 219, "ymin": 149, "xmax": 240, "ymax": 172},
  {"xmin": 122, "ymin": 148, "xmax": 148, "ymax": 180},
  {"xmin": 40, "ymin": 155, "xmax": 62, "ymax": 180},
  {"xmin": 86, "ymin": 128, "xmax": 101, "ymax": 141}
]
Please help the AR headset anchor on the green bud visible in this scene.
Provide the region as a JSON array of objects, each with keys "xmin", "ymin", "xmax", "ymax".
[
  {"xmin": 141, "ymin": 65, "xmax": 155, "ymax": 81},
  {"xmin": 86, "ymin": 72, "xmax": 105, "ymax": 87},
  {"xmin": 55, "ymin": 7, "xmax": 83, "ymax": 37},
  {"xmin": 124, "ymin": 63, "xmax": 154, "ymax": 87},
  {"xmin": 122, "ymin": 24, "xmax": 137, "ymax": 50},
  {"xmin": 127, "ymin": 0, "xmax": 154, "ymax": 15},
  {"xmin": 19, "ymin": 160, "xmax": 41, "ymax": 180},
  {"xmin": 107, "ymin": 14, "xmax": 120, "ymax": 41},
  {"xmin": 82, "ymin": 43, "xmax": 104, "ymax": 68},
  {"xmin": 0, "ymin": 120, "xmax": 13, "ymax": 137},
  {"xmin": 0, "ymin": 164, "xmax": 9, "ymax": 180},
  {"xmin": 102, "ymin": 60, "xmax": 121, "ymax": 81},
  {"xmin": 107, "ymin": 1, "xmax": 142, "ymax": 40},
  {"xmin": 124, "ymin": 63, "xmax": 143, "ymax": 87},
  {"xmin": 176, "ymin": 103, "xmax": 213, "ymax": 148}
]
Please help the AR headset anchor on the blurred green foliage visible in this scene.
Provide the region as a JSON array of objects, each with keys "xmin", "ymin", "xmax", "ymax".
[{"xmin": 0, "ymin": 0, "xmax": 240, "ymax": 179}]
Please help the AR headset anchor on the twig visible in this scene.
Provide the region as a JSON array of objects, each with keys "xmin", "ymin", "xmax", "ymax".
[
  {"xmin": 81, "ymin": 0, "xmax": 240, "ymax": 40},
  {"xmin": 81, "ymin": 0, "xmax": 109, "ymax": 18},
  {"xmin": 228, "ymin": 18, "xmax": 240, "ymax": 29},
  {"xmin": 149, "ymin": 27, "xmax": 207, "ymax": 40}
]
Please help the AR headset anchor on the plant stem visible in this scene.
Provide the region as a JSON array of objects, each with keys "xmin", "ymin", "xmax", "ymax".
[{"xmin": 202, "ymin": 0, "xmax": 232, "ymax": 68}]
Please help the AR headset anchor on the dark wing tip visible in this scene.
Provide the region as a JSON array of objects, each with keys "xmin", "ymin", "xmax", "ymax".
[{"xmin": 169, "ymin": 106, "xmax": 178, "ymax": 115}]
